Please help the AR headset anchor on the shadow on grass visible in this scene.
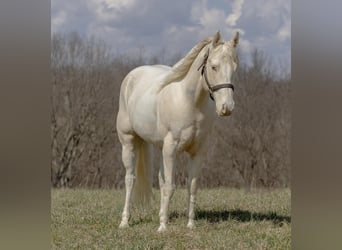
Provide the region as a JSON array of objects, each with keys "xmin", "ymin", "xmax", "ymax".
[
  {"xmin": 130, "ymin": 210, "xmax": 290, "ymax": 226},
  {"xmin": 195, "ymin": 209, "xmax": 291, "ymax": 225}
]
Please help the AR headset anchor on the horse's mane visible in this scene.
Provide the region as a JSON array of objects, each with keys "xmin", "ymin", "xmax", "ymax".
[{"xmin": 161, "ymin": 38, "xmax": 212, "ymax": 88}]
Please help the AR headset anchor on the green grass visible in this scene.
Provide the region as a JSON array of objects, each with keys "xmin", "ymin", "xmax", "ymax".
[{"xmin": 51, "ymin": 188, "xmax": 290, "ymax": 249}]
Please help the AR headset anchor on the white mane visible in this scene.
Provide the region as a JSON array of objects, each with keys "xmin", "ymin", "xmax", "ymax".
[{"xmin": 162, "ymin": 38, "xmax": 212, "ymax": 86}]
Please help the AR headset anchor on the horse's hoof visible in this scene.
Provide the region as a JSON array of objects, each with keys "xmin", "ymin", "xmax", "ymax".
[
  {"xmin": 187, "ymin": 221, "xmax": 195, "ymax": 229},
  {"xmin": 157, "ymin": 224, "xmax": 167, "ymax": 232},
  {"xmin": 119, "ymin": 221, "xmax": 129, "ymax": 229}
]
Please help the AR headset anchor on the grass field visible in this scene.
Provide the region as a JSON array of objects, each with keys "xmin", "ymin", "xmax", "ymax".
[{"xmin": 51, "ymin": 188, "xmax": 290, "ymax": 249}]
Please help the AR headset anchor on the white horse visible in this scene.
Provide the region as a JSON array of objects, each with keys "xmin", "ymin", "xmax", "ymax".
[{"xmin": 116, "ymin": 31, "xmax": 239, "ymax": 232}]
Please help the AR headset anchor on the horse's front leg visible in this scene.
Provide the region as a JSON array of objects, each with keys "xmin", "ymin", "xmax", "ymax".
[
  {"xmin": 186, "ymin": 147, "xmax": 205, "ymax": 229},
  {"xmin": 158, "ymin": 132, "xmax": 177, "ymax": 232}
]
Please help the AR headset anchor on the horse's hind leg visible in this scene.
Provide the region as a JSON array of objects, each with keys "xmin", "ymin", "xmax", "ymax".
[
  {"xmin": 118, "ymin": 132, "xmax": 140, "ymax": 228},
  {"xmin": 158, "ymin": 155, "xmax": 165, "ymax": 227}
]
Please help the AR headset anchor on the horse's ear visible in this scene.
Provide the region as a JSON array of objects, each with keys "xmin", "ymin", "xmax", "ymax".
[
  {"xmin": 212, "ymin": 31, "xmax": 222, "ymax": 47},
  {"xmin": 231, "ymin": 31, "xmax": 239, "ymax": 48}
]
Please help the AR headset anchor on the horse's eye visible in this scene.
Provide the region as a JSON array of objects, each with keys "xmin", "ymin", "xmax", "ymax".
[{"xmin": 211, "ymin": 66, "xmax": 217, "ymax": 71}]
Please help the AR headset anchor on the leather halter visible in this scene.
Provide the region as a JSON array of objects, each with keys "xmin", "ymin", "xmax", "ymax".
[{"xmin": 197, "ymin": 49, "xmax": 235, "ymax": 101}]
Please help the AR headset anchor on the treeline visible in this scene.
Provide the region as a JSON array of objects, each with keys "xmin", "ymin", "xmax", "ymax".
[{"xmin": 51, "ymin": 32, "xmax": 290, "ymax": 189}]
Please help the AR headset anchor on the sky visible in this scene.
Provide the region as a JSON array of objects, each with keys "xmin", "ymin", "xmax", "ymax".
[{"xmin": 51, "ymin": 0, "xmax": 291, "ymax": 73}]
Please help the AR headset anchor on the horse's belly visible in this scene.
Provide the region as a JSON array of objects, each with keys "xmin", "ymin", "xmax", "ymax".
[{"xmin": 132, "ymin": 117, "xmax": 162, "ymax": 144}]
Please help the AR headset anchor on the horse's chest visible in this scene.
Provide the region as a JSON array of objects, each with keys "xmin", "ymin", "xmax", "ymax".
[
  {"xmin": 178, "ymin": 125, "xmax": 197, "ymax": 146},
  {"xmin": 174, "ymin": 117, "xmax": 209, "ymax": 152}
]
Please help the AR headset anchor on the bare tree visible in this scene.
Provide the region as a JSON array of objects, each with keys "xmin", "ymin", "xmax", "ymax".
[
  {"xmin": 51, "ymin": 33, "xmax": 122, "ymax": 187},
  {"xmin": 51, "ymin": 33, "xmax": 290, "ymax": 189},
  {"xmin": 211, "ymin": 50, "xmax": 291, "ymax": 188}
]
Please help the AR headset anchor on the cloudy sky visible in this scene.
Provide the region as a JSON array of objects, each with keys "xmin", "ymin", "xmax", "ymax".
[{"xmin": 52, "ymin": 0, "xmax": 291, "ymax": 72}]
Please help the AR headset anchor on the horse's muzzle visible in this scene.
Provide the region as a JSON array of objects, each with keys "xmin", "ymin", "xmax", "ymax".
[{"xmin": 218, "ymin": 103, "xmax": 234, "ymax": 116}]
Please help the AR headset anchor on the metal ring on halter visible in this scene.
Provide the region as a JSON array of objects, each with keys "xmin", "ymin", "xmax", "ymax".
[{"xmin": 197, "ymin": 49, "xmax": 235, "ymax": 101}]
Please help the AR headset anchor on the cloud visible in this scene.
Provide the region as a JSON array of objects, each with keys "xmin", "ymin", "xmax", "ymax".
[
  {"xmin": 102, "ymin": 0, "xmax": 136, "ymax": 9},
  {"xmin": 190, "ymin": 0, "xmax": 228, "ymax": 39},
  {"xmin": 226, "ymin": 0, "xmax": 244, "ymax": 27},
  {"xmin": 88, "ymin": 0, "xmax": 137, "ymax": 22},
  {"xmin": 277, "ymin": 16, "xmax": 291, "ymax": 41},
  {"xmin": 52, "ymin": 10, "xmax": 67, "ymax": 29},
  {"xmin": 51, "ymin": 0, "xmax": 291, "ymax": 72}
]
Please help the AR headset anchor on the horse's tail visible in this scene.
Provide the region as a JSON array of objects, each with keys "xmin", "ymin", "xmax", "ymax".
[{"xmin": 133, "ymin": 141, "xmax": 153, "ymax": 206}]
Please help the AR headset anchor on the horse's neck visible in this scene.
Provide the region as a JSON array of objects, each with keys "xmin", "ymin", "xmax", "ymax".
[{"xmin": 181, "ymin": 47, "xmax": 210, "ymax": 108}]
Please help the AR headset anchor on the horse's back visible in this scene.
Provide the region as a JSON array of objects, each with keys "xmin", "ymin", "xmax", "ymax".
[{"xmin": 120, "ymin": 65, "xmax": 171, "ymax": 104}]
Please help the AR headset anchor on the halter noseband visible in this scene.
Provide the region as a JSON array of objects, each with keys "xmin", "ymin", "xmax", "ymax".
[{"xmin": 197, "ymin": 49, "xmax": 235, "ymax": 101}]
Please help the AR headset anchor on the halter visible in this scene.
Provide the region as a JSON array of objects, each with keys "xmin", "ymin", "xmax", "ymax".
[{"xmin": 197, "ymin": 49, "xmax": 235, "ymax": 101}]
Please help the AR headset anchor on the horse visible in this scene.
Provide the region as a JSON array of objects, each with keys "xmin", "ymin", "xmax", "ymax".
[{"xmin": 116, "ymin": 31, "xmax": 239, "ymax": 232}]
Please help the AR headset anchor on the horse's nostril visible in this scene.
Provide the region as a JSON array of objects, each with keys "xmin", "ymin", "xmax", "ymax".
[
  {"xmin": 222, "ymin": 104, "xmax": 227, "ymax": 113},
  {"xmin": 228, "ymin": 102, "xmax": 235, "ymax": 112}
]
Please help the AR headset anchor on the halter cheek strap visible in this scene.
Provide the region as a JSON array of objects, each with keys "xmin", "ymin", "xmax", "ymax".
[{"xmin": 197, "ymin": 49, "xmax": 235, "ymax": 101}]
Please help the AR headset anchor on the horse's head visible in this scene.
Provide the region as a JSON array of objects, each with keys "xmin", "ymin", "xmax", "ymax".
[{"xmin": 200, "ymin": 31, "xmax": 239, "ymax": 116}]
